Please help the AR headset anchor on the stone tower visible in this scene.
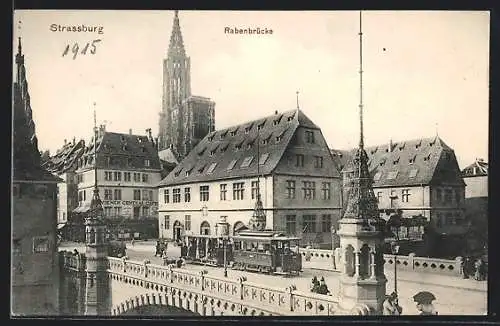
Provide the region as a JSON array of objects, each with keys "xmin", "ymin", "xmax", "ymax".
[
  {"xmin": 336, "ymin": 11, "xmax": 387, "ymax": 315},
  {"xmin": 158, "ymin": 10, "xmax": 215, "ymax": 160},
  {"xmin": 84, "ymin": 110, "xmax": 109, "ymax": 316}
]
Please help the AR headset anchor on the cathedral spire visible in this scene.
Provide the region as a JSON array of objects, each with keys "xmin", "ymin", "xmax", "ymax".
[
  {"xmin": 168, "ymin": 10, "xmax": 186, "ymax": 56},
  {"xmin": 342, "ymin": 10, "xmax": 378, "ymax": 221}
]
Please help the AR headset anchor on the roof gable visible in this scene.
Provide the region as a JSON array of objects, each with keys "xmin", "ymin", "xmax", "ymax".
[{"xmin": 159, "ymin": 109, "xmax": 309, "ymax": 186}]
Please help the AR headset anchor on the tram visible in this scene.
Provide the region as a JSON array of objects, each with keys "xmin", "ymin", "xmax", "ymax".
[{"xmin": 181, "ymin": 230, "xmax": 302, "ymax": 275}]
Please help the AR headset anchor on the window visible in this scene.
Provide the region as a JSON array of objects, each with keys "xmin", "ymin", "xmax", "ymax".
[
  {"xmin": 13, "ymin": 239, "xmax": 21, "ymax": 255},
  {"xmin": 124, "ymin": 172, "xmax": 131, "ymax": 182},
  {"xmin": 184, "ymin": 188, "xmax": 191, "ymax": 202},
  {"xmin": 305, "ymin": 130, "xmax": 315, "ymax": 143},
  {"xmin": 114, "ymin": 189, "xmax": 122, "ymax": 200},
  {"xmin": 133, "ymin": 173, "xmax": 141, "ymax": 182},
  {"xmin": 314, "ymin": 156, "xmax": 323, "ymax": 168},
  {"xmin": 184, "ymin": 215, "xmax": 191, "ymax": 231},
  {"xmin": 33, "ymin": 236, "xmax": 50, "ymax": 253},
  {"xmin": 286, "ymin": 180, "xmax": 296, "ymax": 199},
  {"xmin": 142, "ymin": 206, "xmax": 149, "ymax": 217},
  {"xmin": 104, "ymin": 189, "xmax": 113, "ymax": 200},
  {"xmin": 390, "ymin": 190, "xmax": 397, "ymax": 207},
  {"xmin": 321, "ymin": 214, "xmax": 332, "ymax": 232},
  {"xmin": 409, "ymin": 155, "xmax": 416, "ymax": 164},
  {"xmin": 321, "ymin": 182, "xmax": 331, "ymax": 200},
  {"xmin": 62, "ymin": 212, "xmax": 66, "ymax": 221},
  {"xmin": 104, "ymin": 206, "xmax": 113, "ymax": 217},
  {"xmin": 251, "ymin": 181, "xmax": 260, "ymax": 200},
  {"xmin": 296, "ymin": 154, "xmax": 304, "ymax": 167},
  {"xmin": 134, "ymin": 189, "xmax": 141, "ymax": 200},
  {"xmin": 286, "ymin": 215, "xmax": 296, "ymax": 235},
  {"xmin": 302, "ymin": 215, "xmax": 316, "ymax": 233},
  {"xmin": 220, "ymin": 184, "xmax": 227, "ymax": 200},
  {"xmin": 445, "ymin": 189, "xmax": 453, "ymax": 203},
  {"xmin": 144, "ymin": 159, "xmax": 150, "ymax": 167},
  {"xmin": 377, "ymin": 191, "xmax": 383, "ymax": 203},
  {"xmin": 227, "ymin": 159, "xmax": 238, "ymax": 171},
  {"xmin": 233, "ymin": 182, "xmax": 245, "ymax": 200},
  {"xmin": 402, "ymin": 189, "xmax": 410, "ymax": 203},
  {"xmin": 133, "ymin": 206, "xmax": 140, "ymax": 218},
  {"xmin": 259, "ymin": 153, "xmax": 270, "ymax": 165},
  {"xmin": 455, "ymin": 190, "xmax": 462, "ymax": 204},
  {"xmin": 435, "ymin": 188, "xmax": 442, "ymax": 202},
  {"xmin": 113, "ymin": 171, "xmax": 121, "ymax": 181},
  {"xmin": 302, "ymin": 181, "xmax": 316, "ymax": 200},
  {"xmin": 105, "ymin": 171, "xmax": 112, "ymax": 181},
  {"xmin": 373, "ymin": 171, "xmax": 382, "ymax": 181},
  {"xmin": 409, "ymin": 168, "xmax": 418, "ymax": 178},
  {"xmin": 200, "ymin": 186, "xmax": 209, "ymax": 202},
  {"xmin": 142, "ymin": 173, "xmax": 149, "ymax": 183},
  {"xmin": 241, "ymin": 156, "xmax": 254, "ymax": 168},
  {"xmin": 142, "ymin": 190, "xmax": 152, "ymax": 201},
  {"xmin": 386, "ymin": 171, "xmax": 398, "ymax": 180},
  {"xmin": 163, "ymin": 189, "xmax": 170, "ymax": 203},
  {"xmin": 173, "ymin": 188, "xmax": 181, "ymax": 203},
  {"xmin": 114, "ymin": 207, "xmax": 122, "ymax": 217},
  {"xmin": 206, "ymin": 162, "xmax": 217, "ymax": 174},
  {"xmin": 164, "ymin": 215, "xmax": 170, "ymax": 229}
]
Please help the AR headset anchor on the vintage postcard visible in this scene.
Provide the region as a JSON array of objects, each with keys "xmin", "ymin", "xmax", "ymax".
[{"xmin": 12, "ymin": 10, "xmax": 489, "ymax": 317}]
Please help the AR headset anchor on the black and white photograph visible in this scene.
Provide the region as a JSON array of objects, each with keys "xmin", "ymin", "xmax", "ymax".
[{"xmin": 11, "ymin": 9, "xmax": 489, "ymax": 317}]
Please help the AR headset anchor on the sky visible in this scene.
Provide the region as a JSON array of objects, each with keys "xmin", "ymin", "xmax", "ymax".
[{"xmin": 13, "ymin": 10, "xmax": 489, "ymax": 169}]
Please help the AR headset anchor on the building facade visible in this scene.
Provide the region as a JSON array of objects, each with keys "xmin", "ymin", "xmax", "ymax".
[
  {"xmin": 462, "ymin": 158, "xmax": 488, "ymax": 198},
  {"xmin": 42, "ymin": 139, "xmax": 86, "ymax": 240},
  {"xmin": 73, "ymin": 127, "xmax": 163, "ymax": 239},
  {"xmin": 332, "ymin": 137, "xmax": 467, "ymax": 256},
  {"xmin": 158, "ymin": 109, "xmax": 342, "ymax": 248},
  {"xmin": 12, "ymin": 38, "xmax": 62, "ymax": 315},
  {"xmin": 157, "ymin": 10, "xmax": 215, "ymax": 160}
]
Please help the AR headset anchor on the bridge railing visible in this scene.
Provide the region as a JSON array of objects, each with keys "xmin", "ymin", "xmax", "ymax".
[
  {"xmin": 107, "ymin": 257, "xmax": 346, "ymax": 316},
  {"xmin": 301, "ymin": 248, "xmax": 463, "ymax": 277}
]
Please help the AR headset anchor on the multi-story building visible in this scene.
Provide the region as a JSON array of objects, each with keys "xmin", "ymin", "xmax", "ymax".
[
  {"xmin": 157, "ymin": 10, "xmax": 215, "ymax": 160},
  {"xmin": 331, "ymin": 136, "xmax": 467, "ymax": 256},
  {"xmin": 158, "ymin": 109, "xmax": 342, "ymax": 248},
  {"xmin": 42, "ymin": 138, "xmax": 86, "ymax": 241},
  {"xmin": 461, "ymin": 158, "xmax": 488, "ymax": 255},
  {"xmin": 12, "ymin": 37, "xmax": 62, "ymax": 315},
  {"xmin": 73, "ymin": 127, "xmax": 163, "ymax": 239}
]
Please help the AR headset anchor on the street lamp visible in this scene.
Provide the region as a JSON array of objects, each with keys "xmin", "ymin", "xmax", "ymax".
[
  {"xmin": 217, "ymin": 216, "xmax": 229, "ymax": 278},
  {"xmin": 391, "ymin": 240, "xmax": 400, "ymax": 294},
  {"xmin": 388, "ymin": 211, "xmax": 402, "ymax": 295}
]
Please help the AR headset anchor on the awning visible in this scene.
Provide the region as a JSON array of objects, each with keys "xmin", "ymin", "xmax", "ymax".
[{"xmin": 73, "ymin": 202, "xmax": 91, "ymax": 213}]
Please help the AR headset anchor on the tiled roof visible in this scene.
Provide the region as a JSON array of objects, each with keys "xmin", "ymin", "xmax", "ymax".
[
  {"xmin": 159, "ymin": 109, "xmax": 319, "ymax": 186},
  {"xmin": 13, "ymin": 38, "xmax": 61, "ymax": 183},
  {"xmin": 462, "ymin": 159, "xmax": 488, "ymax": 177},
  {"xmin": 77, "ymin": 131, "xmax": 162, "ymax": 171},
  {"xmin": 43, "ymin": 140, "xmax": 86, "ymax": 174},
  {"xmin": 331, "ymin": 136, "xmax": 463, "ymax": 187}
]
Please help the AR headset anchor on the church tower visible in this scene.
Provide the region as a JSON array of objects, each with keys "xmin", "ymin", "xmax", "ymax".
[
  {"xmin": 158, "ymin": 11, "xmax": 215, "ymax": 160},
  {"xmin": 336, "ymin": 11, "xmax": 387, "ymax": 315},
  {"xmin": 84, "ymin": 107, "xmax": 110, "ymax": 316}
]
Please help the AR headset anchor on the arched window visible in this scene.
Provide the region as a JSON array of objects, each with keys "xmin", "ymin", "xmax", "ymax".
[
  {"xmin": 344, "ymin": 245, "xmax": 355, "ymax": 277},
  {"xmin": 359, "ymin": 244, "xmax": 370, "ymax": 279},
  {"xmin": 200, "ymin": 221, "xmax": 210, "ymax": 235}
]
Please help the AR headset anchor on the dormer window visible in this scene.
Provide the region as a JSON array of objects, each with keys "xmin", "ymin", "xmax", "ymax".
[
  {"xmin": 230, "ymin": 131, "xmax": 237, "ymax": 136},
  {"xmin": 399, "ymin": 142, "xmax": 405, "ymax": 150},
  {"xmin": 210, "ymin": 150, "xmax": 216, "ymax": 156},
  {"xmin": 137, "ymin": 137, "xmax": 142, "ymax": 143},
  {"xmin": 198, "ymin": 164, "xmax": 206, "ymax": 173},
  {"xmin": 198, "ymin": 147, "xmax": 206, "ymax": 156},
  {"xmin": 122, "ymin": 145, "xmax": 127, "ymax": 151},
  {"xmin": 393, "ymin": 157, "xmax": 400, "ymax": 165},
  {"xmin": 220, "ymin": 131, "xmax": 228, "ymax": 139},
  {"xmin": 206, "ymin": 162, "xmax": 217, "ymax": 174},
  {"xmin": 409, "ymin": 168, "xmax": 418, "ymax": 178},
  {"xmin": 240, "ymin": 156, "xmax": 254, "ymax": 168},
  {"xmin": 220, "ymin": 143, "xmax": 229, "ymax": 152},
  {"xmin": 423, "ymin": 154, "xmax": 431, "ymax": 161},
  {"xmin": 386, "ymin": 171, "xmax": 398, "ymax": 180},
  {"xmin": 287, "ymin": 112, "xmax": 296, "ymax": 121},
  {"xmin": 259, "ymin": 153, "xmax": 270, "ymax": 165},
  {"xmin": 227, "ymin": 159, "xmax": 238, "ymax": 171},
  {"xmin": 429, "ymin": 140, "xmax": 436, "ymax": 146},
  {"xmin": 185, "ymin": 168, "xmax": 193, "ymax": 177},
  {"xmin": 144, "ymin": 159, "xmax": 150, "ymax": 167},
  {"xmin": 257, "ymin": 121, "xmax": 265, "ymax": 130},
  {"xmin": 273, "ymin": 114, "xmax": 283, "ymax": 125},
  {"xmin": 415, "ymin": 140, "xmax": 422, "ymax": 149},
  {"xmin": 235, "ymin": 140, "xmax": 244, "ymax": 151},
  {"xmin": 379, "ymin": 159, "xmax": 386, "ymax": 166},
  {"xmin": 141, "ymin": 146, "xmax": 146, "ymax": 153},
  {"xmin": 174, "ymin": 168, "xmax": 182, "ymax": 177},
  {"xmin": 245, "ymin": 123, "xmax": 253, "ymax": 133},
  {"xmin": 373, "ymin": 171, "xmax": 382, "ymax": 181},
  {"xmin": 409, "ymin": 155, "xmax": 416, "ymax": 164},
  {"xmin": 370, "ymin": 147, "xmax": 378, "ymax": 155},
  {"xmin": 208, "ymin": 136, "xmax": 214, "ymax": 141}
]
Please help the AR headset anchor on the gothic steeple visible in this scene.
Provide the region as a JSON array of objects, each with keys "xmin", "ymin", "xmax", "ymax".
[{"xmin": 168, "ymin": 10, "xmax": 186, "ymax": 57}]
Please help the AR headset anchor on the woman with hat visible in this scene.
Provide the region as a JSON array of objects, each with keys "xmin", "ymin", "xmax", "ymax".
[{"xmin": 383, "ymin": 292, "xmax": 402, "ymax": 315}]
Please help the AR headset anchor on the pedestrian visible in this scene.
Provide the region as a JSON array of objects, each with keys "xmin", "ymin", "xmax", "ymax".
[
  {"xmin": 474, "ymin": 258, "xmax": 484, "ymax": 281},
  {"xmin": 383, "ymin": 292, "xmax": 401, "ymax": 315},
  {"xmin": 317, "ymin": 277, "xmax": 331, "ymax": 295},
  {"xmin": 131, "ymin": 238, "xmax": 135, "ymax": 247},
  {"xmin": 416, "ymin": 303, "xmax": 438, "ymax": 315},
  {"xmin": 461, "ymin": 257, "xmax": 468, "ymax": 279},
  {"xmin": 155, "ymin": 240, "xmax": 161, "ymax": 257},
  {"xmin": 310, "ymin": 276, "xmax": 320, "ymax": 294}
]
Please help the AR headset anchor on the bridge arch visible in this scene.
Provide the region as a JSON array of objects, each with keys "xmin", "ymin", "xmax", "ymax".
[{"xmin": 111, "ymin": 292, "xmax": 200, "ymax": 316}]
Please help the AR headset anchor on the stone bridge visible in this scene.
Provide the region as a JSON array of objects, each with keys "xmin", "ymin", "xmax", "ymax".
[{"xmin": 59, "ymin": 250, "xmax": 486, "ymax": 316}]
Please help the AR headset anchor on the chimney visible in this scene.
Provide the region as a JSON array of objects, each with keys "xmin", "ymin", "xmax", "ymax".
[
  {"xmin": 388, "ymin": 139, "xmax": 393, "ymax": 152},
  {"xmin": 64, "ymin": 139, "xmax": 67, "ymax": 145},
  {"xmin": 477, "ymin": 158, "xmax": 484, "ymax": 162},
  {"xmin": 73, "ymin": 137, "xmax": 76, "ymax": 145},
  {"xmin": 274, "ymin": 110, "xmax": 278, "ymax": 115},
  {"xmin": 129, "ymin": 129, "xmax": 132, "ymax": 135}
]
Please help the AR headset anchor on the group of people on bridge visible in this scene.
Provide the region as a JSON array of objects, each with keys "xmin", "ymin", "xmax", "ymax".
[{"xmin": 310, "ymin": 276, "xmax": 331, "ymax": 295}]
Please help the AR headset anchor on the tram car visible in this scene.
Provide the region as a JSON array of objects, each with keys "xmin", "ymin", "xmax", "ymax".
[
  {"xmin": 108, "ymin": 240, "xmax": 127, "ymax": 258},
  {"xmin": 231, "ymin": 230, "xmax": 302, "ymax": 275},
  {"xmin": 182, "ymin": 234, "xmax": 233, "ymax": 267},
  {"xmin": 181, "ymin": 231, "xmax": 302, "ymax": 275}
]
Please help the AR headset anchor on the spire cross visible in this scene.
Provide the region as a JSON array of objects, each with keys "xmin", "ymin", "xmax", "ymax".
[{"xmin": 358, "ymin": 10, "xmax": 364, "ymax": 150}]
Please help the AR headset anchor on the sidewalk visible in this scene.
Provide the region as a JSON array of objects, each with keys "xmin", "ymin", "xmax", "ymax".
[{"xmin": 304, "ymin": 260, "xmax": 487, "ymax": 292}]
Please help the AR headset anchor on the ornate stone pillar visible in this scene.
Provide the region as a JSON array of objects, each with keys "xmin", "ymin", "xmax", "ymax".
[
  {"xmin": 369, "ymin": 251, "xmax": 376, "ymax": 279},
  {"xmin": 354, "ymin": 251, "xmax": 360, "ymax": 277}
]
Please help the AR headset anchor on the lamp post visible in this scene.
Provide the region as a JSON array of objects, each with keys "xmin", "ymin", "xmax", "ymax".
[
  {"xmin": 388, "ymin": 212, "xmax": 402, "ymax": 295},
  {"xmin": 217, "ymin": 216, "xmax": 229, "ymax": 277}
]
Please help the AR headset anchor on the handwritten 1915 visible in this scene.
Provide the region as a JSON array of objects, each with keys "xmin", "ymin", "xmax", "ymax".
[{"xmin": 62, "ymin": 39, "xmax": 102, "ymax": 60}]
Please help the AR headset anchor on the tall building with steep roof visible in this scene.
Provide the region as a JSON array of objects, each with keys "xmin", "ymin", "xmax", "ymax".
[
  {"xmin": 331, "ymin": 136, "xmax": 468, "ymax": 256},
  {"xmin": 158, "ymin": 11, "xmax": 215, "ymax": 160},
  {"xmin": 158, "ymin": 109, "xmax": 342, "ymax": 248},
  {"xmin": 12, "ymin": 37, "xmax": 62, "ymax": 315}
]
